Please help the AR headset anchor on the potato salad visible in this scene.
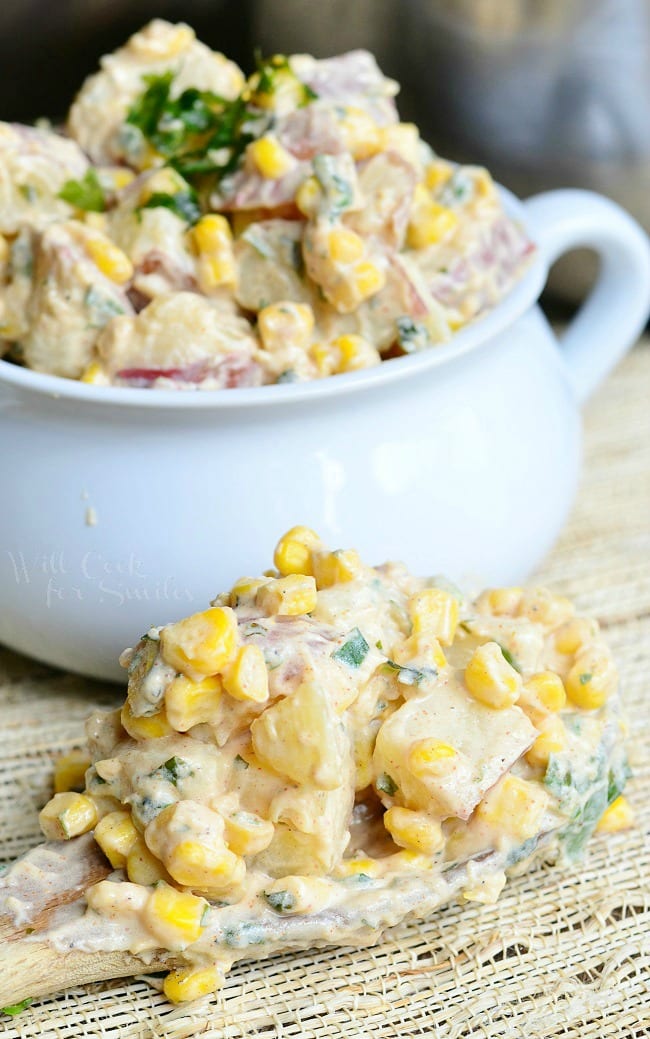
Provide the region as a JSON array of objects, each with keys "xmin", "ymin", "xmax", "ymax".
[
  {"xmin": 5, "ymin": 527, "xmax": 629, "ymax": 1004},
  {"xmin": 0, "ymin": 20, "xmax": 533, "ymax": 390}
]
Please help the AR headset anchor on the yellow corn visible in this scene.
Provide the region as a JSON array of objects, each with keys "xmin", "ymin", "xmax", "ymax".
[
  {"xmin": 333, "ymin": 334, "xmax": 381, "ymax": 373},
  {"xmin": 80, "ymin": 361, "xmax": 106, "ymax": 384},
  {"xmin": 139, "ymin": 167, "xmax": 187, "ymax": 203},
  {"xmin": 326, "ymin": 260, "xmax": 386, "ymax": 312},
  {"xmin": 165, "ymin": 674, "xmax": 222, "ymax": 732},
  {"xmin": 39, "ymin": 792, "xmax": 98, "ymax": 840},
  {"xmin": 383, "ymin": 806, "xmax": 444, "ymax": 856},
  {"xmin": 312, "ymin": 548, "xmax": 363, "ymax": 589},
  {"xmin": 476, "ymin": 775, "xmax": 550, "ymax": 841},
  {"xmin": 464, "ymin": 641, "xmax": 521, "ymax": 709},
  {"xmin": 228, "ymin": 576, "xmax": 272, "ymax": 606},
  {"xmin": 258, "ymin": 301, "xmax": 314, "ymax": 353},
  {"xmin": 256, "ymin": 574, "xmax": 317, "ymax": 616},
  {"xmin": 334, "ymin": 856, "xmax": 381, "ymax": 879},
  {"xmin": 310, "ymin": 341, "xmax": 338, "ymax": 377},
  {"xmin": 167, "ymin": 839, "xmax": 245, "ymax": 892},
  {"xmin": 476, "ymin": 586, "xmax": 523, "ymax": 617},
  {"xmin": 126, "ymin": 837, "xmax": 170, "ymax": 885},
  {"xmin": 144, "ymin": 883, "xmax": 208, "ymax": 947},
  {"xmin": 223, "ymin": 810, "xmax": 275, "ymax": 856},
  {"xmin": 338, "ymin": 106, "xmax": 381, "ymax": 160},
  {"xmin": 408, "ymin": 588, "xmax": 459, "ymax": 646},
  {"xmin": 352, "ymin": 260, "xmax": 385, "ymax": 299},
  {"xmin": 248, "ymin": 135, "xmax": 293, "ymax": 178},
  {"xmin": 392, "ymin": 633, "xmax": 447, "ymax": 672},
  {"xmin": 408, "ymin": 739, "xmax": 457, "ymax": 778},
  {"xmin": 525, "ymin": 715, "xmax": 566, "ymax": 768},
  {"xmin": 566, "ymin": 647, "xmax": 617, "ymax": 710},
  {"xmin": 192, "ymin": 214, "xmax": 232, "ymax": 253},
  {"xmin": 471, "ymin": 166, "xmax": 496, "ymax": 199},
  {"xmin": 83, "ymin": 212, "xmax": 108, "ymax": 232},
  {"xmin": 109, "ymin": 167, "xmax": 136, "ymax": 191},
  {"xmin": 94, "ymin": 810, "xmax": 139, "ymax": 868},
  {"xmin": 121, "ymin": 701, "xmax": 174, "ymax": 740},
  {"xmin": 525, "ymin": 671, "xmax": 566, "ymax": 713},
  {"xmin": 223, "ymin": 645, "xmax": 269, "ymax": 704},
  {"xmin": 596, "ymin": 795, "xmax": 634, "ymax": 834},
  {"xmin": 53, "ymin": 748, "xmax": 90, "ymax": 793},
  {"xmin": 198, "ymin": 254, "xmax": 237, "ymax": 291},
  {"xmin": 273, "ymin": 525, "xmax": 321, "ymax": 577},
  {"xmin": 328, "ymin": 228, "xmax": 365, "ymax": 264},
  {"xmin": 387, "ymin": 849, "xmax": 435, "ymax": 871},
  {"xmin": 160, "ymin": 607, "xmax": 239, "ymax": 681},
  {"xmin": 425, "ymin": 160, "xmax": 454, "ymax": 192},
  {"xmin": 163, "ymin": 964, "xmax": 224, "ymax": 1004},
  {"xmin": 407, "ymin": 195, "xmax": 458, "ymax": 250},
  {"xmin": 517, "ymin": 588, "xmax": 574, "ymax": 627},
  {"xmin": 295, "ymin": 175, "xmax": 322, "ymax": 216},
  {"xmin": 554, "ymin": 617, "xmax": 598, "ymax": 656},
  {"xmin": 85, "ymin": 236, "xmax": 133, "ymax": 284}
]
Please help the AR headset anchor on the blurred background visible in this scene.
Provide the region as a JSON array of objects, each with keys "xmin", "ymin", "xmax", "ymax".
[{"xmin": 1, "ymin": 0, "xmax": 648, "ymax": 302}]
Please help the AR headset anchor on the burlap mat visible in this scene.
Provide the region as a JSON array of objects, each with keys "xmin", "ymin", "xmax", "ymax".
[{"xmin": 1, "ymin": 342, "xmax": 649, "ymax": 1038}]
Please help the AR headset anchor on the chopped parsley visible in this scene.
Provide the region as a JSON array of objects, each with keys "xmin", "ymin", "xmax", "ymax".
[
  {"xmin": 332, "ymin": 628, "xmax": 369, "ymax": 669},
  {"xmin": 382, "ymin": 659, "xmax": 433, "ymax": 686},
  {"xmin": 313, "ymin": 154, "xmax": 353, "ymax": 216},
  {"xmin": 84, "ymin": 286, "xmax": 125, "ymax": 329},
  {"xmin": 140, "ymin": 189, "xmax": 201, "ymax": 225},
  {"xmin": 234, "ymin": 754, "xmax": 249, "ymax": 769},
  {"xmin": 58, "ymin": 168, "xmax": 106, "ymax": 212},
  {"xmin": 264, "ymin": 890, "xmax": 296, "ymax": 913},
  {"xmin": 252, "ymin": 51, "xmax": 317, "ymax": 108},
  {"xmin": 579, "ymin": 672, "xmax": 593, "ymax": 685},
  {"xmin": 396, "ymin": 316, "xmax": 431, "ymax": 354},
  {"xmin": 377, "ymin": 773, "xmax": 398, "ymax": 796},
  {"xmin": 498, "ymin": 644, "xmax": 521, "ymax": 673},
  {"xmin": 153, "ymin": 756, "xmax": 193, "ymax": 786}
]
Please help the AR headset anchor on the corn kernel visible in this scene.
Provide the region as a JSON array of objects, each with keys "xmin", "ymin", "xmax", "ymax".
[
  {"xmin": 566, "ymin": 647, "xmax": 617, "ymax": 710},
  {"xmin": 197, "ymin": 254, "xmax": 237, "ymax": 291},
  {"xmin": 338, "ymin": 106, "xmax": 381, "ymax": 160},
  {"xmin": 223, "ymin": 645, "xmax": 269, "ymax": 704},
  {"xmin": 223, "ymin": 810, "xmax": 274, "ymax": 856},
  {"xmin": 228, "ymin": 576, "xmax": 272, "ymax": 606},
  {"xmin": 248, "ymin": 135, "xmax": 293, "ymax": 178},
  {"xmin": 476, "ymin": 587, "xmax": 523, "ymax": 616},
  {"xmin": 464, "ymin": 641, "xmax": 521, "ymax": 709},
  {"xmin": 310, "ymin": 341, "xmax": 338, "ymax": 377},
  {"xmin": 83, "ymin": 211, "xmax": 108, "ymax": 232},
  {"xmin": 517, "ymin": 588, "xmax": 574, "ymax": 627},
  {"xmin": 140, "ymin": 168, "xmax": 187, "ymax": 202},
  {"xmin": 333, "ymin": 334, "xmax": 381, "ymax": 373},
  {"xmin": 295, "ymin": 176, "xmax": 322, "ymax": 216},
  {"xmin": 168, "ymin": 839, "xmax": 245, "ymax": 893},
  {"xmin": 387, "ymin": 849, "xmax": 434, "ymax": 871},
  {"xmin": 121, "ymin": 701, "xmax": 174, "ymax": 740},
  {"xmin": 165, "ymin": 674, "xmax": 222, "ymax": 732},
  {"xmin": 383, "ymin": 806, "xmax": 444, "ymax": 856},
  {"xmin": 407, "ymin": 200, "xmax": 458, "ymax": 249},
  {"xmin": 328, "ymin": 228, "xmax": 365, "ymax": 264},
  {"xmin": 80, "ymin": 360, "xmax": 107, "ymax": 384},
  {"xmin": 391, "ymin": 633, "xmax": 447, "ymax": 673},
  {"xmin": 127, "ymin": 837, "xmax": 170, "ymax": 885},
  {"xmin": 476, "ymin": 775, "xmax": 550, "ymax": 841},
  {"xmin": 109, "ymin": 167, "xmax": 136, "ymax": 191},
  {"xmin": 408, "ymin": 588, "xmax": 459, "ymax": 646},
  {"xmin": 554, "ymin": 618, "xmax": 598, "ymax": 656},
  {"xmin": 352, "ymin": 260, "xmax": 385, "ymax": 300},
  {"xmin": 94, "ymin": 810, "xmax": 139, "ymax": 868},
  {"xmin": 425, "ymin": 160, "xmax": 454, "ymax": 192},
  {"xmin": 39, "ymin": 792, "xmax": 98, "ymax": 840},
  {"xmin": 256, "ymin": 574, "xmax": 317, "ymax": 616},
  {"xmin": 192, "ymin": 214, "xmax": 232, "ymax": 253},
  {"xmin": 163, "ymin": 964, "xmax": 225, "ymax": 1004},
  {"xmin": 144, "ymin": 883, "xmax": 208, "ymax": 947},
  {"xmin": 85, "ymin": 237, "xmax": 133, "ymax": 284},
  {"xmin": 525, "ymin": 715, "xmax": 566, "ymax": 768},
  {"xmin": 334, "ymin": 856, "xmax": 381, "ymax": 879},
  {"xmin": 408, "ymin": 739, "xmax": 457, "ymax": 778},
  {"xmin": 274, "ymin": 525, "xmax": 321, "ymax": 577},
  {"xmin": 258, "ymin": 301, "xmax": 314, "ymax": 353},
  {"xmin": 160, "ymin": 607, "xmax": 239, "ymax": 681},
  {"xmin": 312, "ymin": 548, "xmax": 363, "ymax": 589},
  {"xmin": 53, "ymin": 748, "xmax": 90, "ymax": 793},
  {"xmin": 596, "ymin": 795, "xmax": 634, "ymax": 834},
  {"xmin": 525, "ymin": 671, "xmax": 566, "ymax": 713}
]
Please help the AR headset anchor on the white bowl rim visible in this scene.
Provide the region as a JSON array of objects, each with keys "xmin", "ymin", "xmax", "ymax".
[{"xmin": 0, "ymin": 186, "xmax": 547, "ymax": 411}]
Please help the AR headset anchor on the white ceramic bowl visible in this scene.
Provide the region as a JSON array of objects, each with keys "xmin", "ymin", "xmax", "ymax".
[{"xmin": 1, "ymin": 187, "xmax": 649, "ymax": 680}]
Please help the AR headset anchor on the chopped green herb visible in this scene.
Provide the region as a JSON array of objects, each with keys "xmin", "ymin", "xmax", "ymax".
[
  {"xmin": 84, "ymin": 286, "xmax": 125, "ymax": 329},
  {"xmin": 154, "ymin": 756, "xmax": 193, "ymax": 786},
  {"xmin": 200, "ymin": 905, "xmax": 211, "ymax": 925},
  {"xmin": 241, "ymin": 227, "xmax": 275, "ymax": 259},
  {"xmin": 579, "ymin": 672, "xmax": 593, "ymax": 685},
  {"xmin": 376, "ymin": 639, "xmax": 383, "ymax": 650},
  {"xmin": 234, "ymin": 754, "xmax": 249, "ymax": 769},
  {"xmin": 18, "ymin": 184, "xmax": 38, "ymax": 203},
  {"xmin": 2, "ymin": 999, "xmax": 32, "ymax": 1016},
  {"xmin": 396, "ymin": 316, "xmax": 431, "ymax": 354},
  {"xmin": 377, "ymin": 773, "xmax": 397, "ymax": 796},
  {"xmin": 332, "ymin": 628, "xmax": 369, "ymax": 669},
  {"xmin": 313, "ymin": 154, "xmax": 353, "ymax": 216},
  {"xmin": 59, "ymin": 168, "xmax": 106, "ymax": 212},
  {"xmin": 544, "ymin": 747, "xmax": 631, "ymax": 861},
  {"xmin": 382, "ymin": 659, "xmax": 433, "ymax": 686},
  {"xmin": 141, "ymin": 190, "xmax": 201, "ymax": 225},
  {"xmin": 265, "ymin": 890, "xmax": 296, "ymax": 912},
  {"xmin": 276, "ymin": 369, "xmax": 299, "ymax": 384},
  {"xmin": 498, "ymin": 644, "xmax": 521, "ymax": 673},
  {"xmin": 252, "ymin": 51, "xmax": 317, "ymax": 108}
]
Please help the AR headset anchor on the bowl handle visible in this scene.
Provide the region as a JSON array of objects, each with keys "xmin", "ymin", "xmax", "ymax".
[{"xmin": 523, "ymin": 189, "xmax": 650, "ymax": 403}]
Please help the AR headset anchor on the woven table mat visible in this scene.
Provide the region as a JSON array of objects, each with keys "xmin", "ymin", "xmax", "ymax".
[{"xmin": 1, "ymin": 343, "xmax": 649, "ymax": 1038}]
